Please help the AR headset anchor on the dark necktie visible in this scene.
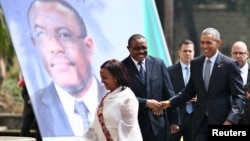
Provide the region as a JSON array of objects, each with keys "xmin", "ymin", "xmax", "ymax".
[
  {"xmin": 74, "ymin": 101, "xmax": 90, "ymax": 131},
  {"xmin": 184, "ymin": 66, "xmax": 193, "ymax": 114},
  {"xmin": 204, "ymin": 59, "xmax": 211, "ymax": 90},
  {"xmin": 138, "ymin": 61, "xmax": 146, "ymax": 84}
]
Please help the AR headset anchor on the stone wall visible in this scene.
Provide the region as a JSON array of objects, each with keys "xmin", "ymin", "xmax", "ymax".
[{"xmin": 0, "ymin": 113, "xmax": 22, "ymax": 129}]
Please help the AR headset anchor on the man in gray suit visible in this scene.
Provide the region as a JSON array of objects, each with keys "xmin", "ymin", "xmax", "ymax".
[
  {"xmin": 161, "ymin": 27, "xmax": 246, "ymax": 141},
  {"xmin": 231, "ymin": 41, "xmax": 249, "ymax": 86},
  {"xmin": 231, "ymin": 41, "xmax": 250, "ymax": 124},
  {"xmin": 28, "ymin": 0, "xmax": 105, "ymax": 137},
  {"xmin": 122, "ymin": 34, "xmax": 180, "ymax": 141}
]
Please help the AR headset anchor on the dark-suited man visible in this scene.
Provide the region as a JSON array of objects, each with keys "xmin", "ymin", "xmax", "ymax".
[
  {"xmin": 231, "ymin": 41, "xmax": 250, "ymax": 124},
  {"xmin": 122, "ymin": 34, "xmax": 180, "ymax": 141},
  {"xmin": 28, "ymin": 0, "xmax": 105, "ymax": 137},
  {"xmin": 161, "ymin": 27, "xmax": 246, "ymax": 141},
  {"xmin": 167, "ymin": 39, "xmax": 196, "ymax": 141},
  {"xmin": 19, "ymin": 78, "xmax": 41, "ymax": 141}
]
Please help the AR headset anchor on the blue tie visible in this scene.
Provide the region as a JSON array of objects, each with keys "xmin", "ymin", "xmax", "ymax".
[
  {"xmin": 184, "ymin": 66, "xmax": 190, "ymax": 85},
  {"xmin": 74, "ymin": 101, "xmax": 90, "ymax": 131},
  {"xmin": 185, "ymin": 66, "xmax": 193, "ymax": 114},
  {"xmin": 138, "ymin": 61, "xmax": 146, "ymax": 84}
]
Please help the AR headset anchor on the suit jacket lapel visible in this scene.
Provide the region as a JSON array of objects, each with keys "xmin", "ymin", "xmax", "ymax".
[
  {"xmin": 207, "ymin": 53, "xmax": 223, "ymax": 92},
  {"xmin": 247, "ymin": 62, "xmax": 250, "ymax": 84},
  {"xmin": 145, "ymin": 56, "xmax": 153, "ymax": 85},
  {"xmin": 177, "ymin": 63, "xmax": 185, "ymax": 86},
  {"xmin": 195, "ymin": 56, "xmax": 207, "ymax": 93},
  {"xmin": 41, "ymin": 83, "xmax": 73, "ymax": 135}
]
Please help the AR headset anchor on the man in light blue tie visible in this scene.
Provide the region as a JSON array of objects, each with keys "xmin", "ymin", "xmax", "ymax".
[{"xmin": 167, "ymin": 39, "xmax": 196, "ymax": 141}]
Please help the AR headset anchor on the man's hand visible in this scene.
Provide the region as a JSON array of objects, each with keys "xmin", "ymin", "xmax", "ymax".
[
  {"xmin": 146, "ymin": 99, "xmax": 162, "ymax": 115},
  {"xmin": 170, "ymin": 124, "xmax": 180, "ymax": 134},
  {"xmin": 160, "ymin": 100, "xmax": 171, "ymax": 109},
  {"xmin": 246, "ymin": 92, "xmax": 250, "ymax": 99},
  {"xmin": 186, "ymin": 96, "xmax": 197, "ymax": 104},
  {"xmin": 146, "ymin": 99, "xmax": 162, "ymax": 111},
  {"xmin": 223, "ymin": 120, "xmax": 233, "ymax": 125}
]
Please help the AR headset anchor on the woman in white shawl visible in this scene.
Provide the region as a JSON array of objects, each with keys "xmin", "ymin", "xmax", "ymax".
[{"xmin": 84, "ymin": 59, "xmax": 142, "ymax": 141}]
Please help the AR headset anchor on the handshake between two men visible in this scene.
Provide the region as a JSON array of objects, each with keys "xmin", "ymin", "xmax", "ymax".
[
  {"xmin": 146, "ymin": 97, "xmax": 197, "ymax": 115},
  {"xmin": 145, "ymin": 97, "xmax": 196, "ymax": 134}
]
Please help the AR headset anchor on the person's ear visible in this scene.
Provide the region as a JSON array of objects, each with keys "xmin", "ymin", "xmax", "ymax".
[
  {"xmin": 31, "ymin": 37, "xmax": 37, "ymax": 47},
  {"xmin": 216, "ymin": 39, "xmax": 222, "ymax": 46},
  {"xmin": 127, "ymin": 46, "xmax": 132, "ymax": 51},
  {"xmin": 84, "ymin": 36, "xmax": 93, "ymax": 49}
]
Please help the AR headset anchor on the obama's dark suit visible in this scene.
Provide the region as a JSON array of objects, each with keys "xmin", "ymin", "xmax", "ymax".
[{"xmin": 170, "ymin": 52, "xmax": 246, "ymax": 141}]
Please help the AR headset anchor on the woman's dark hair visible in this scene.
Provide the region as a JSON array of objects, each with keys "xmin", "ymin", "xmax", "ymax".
[
  {"xmin": 244, "ymin": 83, "xmax": 250, "ymax": 93},
  {"xmin": 100, "ymin": 59, "xmax": 131, "ymax": 88}
]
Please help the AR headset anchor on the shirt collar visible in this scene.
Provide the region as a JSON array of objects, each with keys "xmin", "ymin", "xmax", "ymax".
[
  {"xmin": 240, "ymin": 62, "xmax": 249, "ymax": 73},
  {"xmin": 56, "ymin": 76, "xmax": 99, "ymax": 121},
  {"xmin": 205, "ymin": 50, "xmax": 219, "ymax": 64},
  {"xmin": 130, "ymin": 56, "xmax": 145, "ymax": 65},
  {"xmin": 180, "ymin": 61, "xmax": 190, "ymax": 69}
]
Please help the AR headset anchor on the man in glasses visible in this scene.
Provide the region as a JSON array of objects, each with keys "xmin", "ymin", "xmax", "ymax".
[
  {"xmin": 231, "ymin": 41, "xmax": 249, "ymax": 85},
  {"xmin": 28, "ymin": 0, "xmax": 105, "ymax": 137},
  {"xmin": 231, "ymin": 41, "xmax": 250, "ymax": 125},
  {"xmin": 122, "ymin": 34, "xmax": 180, "ymax": 141}
]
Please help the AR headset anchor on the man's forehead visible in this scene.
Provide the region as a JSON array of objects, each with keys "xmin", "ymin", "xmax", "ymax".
[
  {"xmin": 31, "ymin": 1, "xmax": 74, "ymax": 16},
  {"xmin": 233, "ymin": 43, "xmax": 247, "ymax": 50},
  {"xmin": 201, "ymin": 34, "xmax": 214, "ymax": 39},
  {"xmin": 133, "ymin": 38, "xmax": 146, "ymax": 43},
  {"xmin": 232, "ymin": 46, "xmax": 246, "ymax": 50},
  {"xmin": 29, "ymin": 1, "xmax": 77, "ymax": 30}
]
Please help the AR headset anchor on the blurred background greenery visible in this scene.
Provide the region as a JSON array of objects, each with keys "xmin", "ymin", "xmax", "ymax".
[{"xmin": 0, "ymin": 8, "xmax": 23, "ymax": 113}]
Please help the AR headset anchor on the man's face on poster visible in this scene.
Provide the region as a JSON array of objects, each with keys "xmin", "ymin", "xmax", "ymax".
[{"xmin": 29, "ymin": 1, "xmax": 93, "ymax": 94}]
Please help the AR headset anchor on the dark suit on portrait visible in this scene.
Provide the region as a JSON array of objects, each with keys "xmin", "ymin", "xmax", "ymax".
[
  {"xmin": 122, "ymin": 55, "xmax": 180, "ymax": 141},
  {"xmin": 33, "ymin": 79, "xmax": 105, "ymax": 137},
  {"xmin": 167, "ymin": 62, "xmax": 193, "ymax": 141},
  {"xmin": 170, "ymin": 52, "xmax": 245, "ymax": 141}
]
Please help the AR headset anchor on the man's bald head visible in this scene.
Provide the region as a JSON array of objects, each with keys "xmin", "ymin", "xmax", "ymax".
[{"xmin": 231, "ymin": 41, "xmax": 249, "ymax": 68}]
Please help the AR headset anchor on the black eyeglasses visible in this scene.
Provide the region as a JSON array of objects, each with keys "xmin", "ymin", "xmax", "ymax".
[
  {"xmin": 132, "ymin": 46, "xmax": 147, "ymax": 51},
  {"xmin": 231, "ymin": 52, "xmax": 247, "ymax": 56},
  {"xmin": 31, "ymin": 29, "xmax": 85, "ymax": 47}
]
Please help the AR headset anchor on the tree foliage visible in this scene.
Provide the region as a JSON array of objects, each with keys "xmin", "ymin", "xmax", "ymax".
[
  {"xmin": 0, "ymin": 8, "xmax": 14, "ymax": 58},
  {"xmin": 0, "ymin": 7, "xmax": 22, "ymax": 113},
  {"xmin": 0, "ymin": 8, "xmax": 16, "ymax": 78}
]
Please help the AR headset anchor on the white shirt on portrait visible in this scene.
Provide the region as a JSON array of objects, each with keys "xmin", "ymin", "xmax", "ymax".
[{"xmin": 56, "ymin": 76, "xmax": 99, "ymax": 136}]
